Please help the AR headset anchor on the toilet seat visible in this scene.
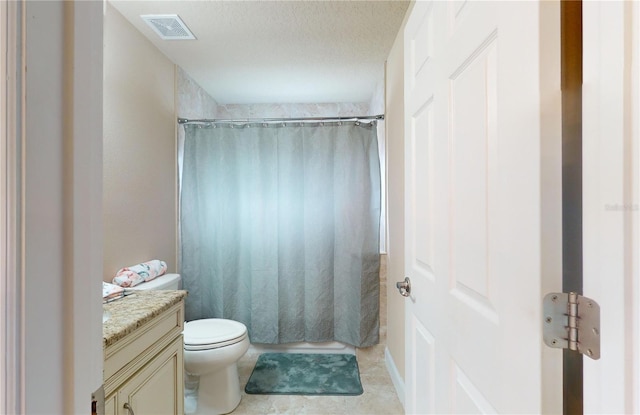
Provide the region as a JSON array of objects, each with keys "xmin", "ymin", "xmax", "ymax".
[{"xmin": 184, "ymin": 318, "xmax": 248, "ymax": 351}]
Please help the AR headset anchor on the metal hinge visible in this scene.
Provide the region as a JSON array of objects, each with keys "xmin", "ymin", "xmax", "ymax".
[{"xmin": 543, "ymin": 292, "xmax": 600, "ymax": 360}]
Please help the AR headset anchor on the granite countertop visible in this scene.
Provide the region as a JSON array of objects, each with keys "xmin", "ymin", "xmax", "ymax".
[{"xmin": 103, "ymin": 290, "xmax": 188, "ymax": 348}]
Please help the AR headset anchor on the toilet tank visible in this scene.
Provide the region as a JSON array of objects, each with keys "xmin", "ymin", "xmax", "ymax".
[{"xmin": 127, "ymin": 273, "xmax": 181, "ymax": 290}]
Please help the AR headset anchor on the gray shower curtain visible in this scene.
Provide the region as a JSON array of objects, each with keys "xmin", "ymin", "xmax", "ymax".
[{"xmin": 180, "ymin": 121, "xmax": 380, "ymax": 347}]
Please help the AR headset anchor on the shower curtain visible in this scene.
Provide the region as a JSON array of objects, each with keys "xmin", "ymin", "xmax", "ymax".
[{"xmin": 180, "ymin": 121, "xmax": 381, "ymax": 347}]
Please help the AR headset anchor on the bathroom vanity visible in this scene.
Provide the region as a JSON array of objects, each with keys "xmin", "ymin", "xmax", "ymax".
[{"xmin": 103, "ymin": 290, "xmax": 187, "ymax": 415}]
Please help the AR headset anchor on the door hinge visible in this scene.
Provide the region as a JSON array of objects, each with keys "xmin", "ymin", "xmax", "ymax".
[{"xmin": 543, "ymin": 292, "xmax": 600, "ymax": 360}]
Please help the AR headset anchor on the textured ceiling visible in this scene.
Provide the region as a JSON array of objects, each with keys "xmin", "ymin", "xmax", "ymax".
[{"xmin": 109, "ymin": 1, "xmax": 410, "ymax": 104}]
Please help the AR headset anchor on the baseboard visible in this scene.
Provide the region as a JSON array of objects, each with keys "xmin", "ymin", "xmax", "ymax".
[{"xmin": 384, "ymin": 347, "xmax": 405, "ymax": 409}]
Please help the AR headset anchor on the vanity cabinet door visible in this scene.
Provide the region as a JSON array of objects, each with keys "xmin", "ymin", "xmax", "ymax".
[
  {"xmin": 105, "ymin": 393, "xmax": 117, "ymax": 415},
  {"xmin": 118, "ymin": 336, "xmax": 184, "ymax": 415}
]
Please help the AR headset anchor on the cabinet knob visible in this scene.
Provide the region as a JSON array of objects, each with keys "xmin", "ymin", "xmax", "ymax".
[{"xmin": 123, "ymin": 403, "xmax": 136, "ymax": 415}]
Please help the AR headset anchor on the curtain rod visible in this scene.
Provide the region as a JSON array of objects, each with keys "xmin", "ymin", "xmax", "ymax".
[{"xmin": 177, "ymin": 114, "xmax": 384, "ymax": 125}]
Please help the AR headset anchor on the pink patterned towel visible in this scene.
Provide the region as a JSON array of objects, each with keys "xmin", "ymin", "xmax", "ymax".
[
  {"xmin": 112, "ymin": 259, "xmax": 168, "ymax": 288},
  {"xmin": 103, "ymin": 282, "xmax": 124, "ymax": 303}
]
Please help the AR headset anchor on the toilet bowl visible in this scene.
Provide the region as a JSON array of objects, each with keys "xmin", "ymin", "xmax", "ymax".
[
  {"xmin": 183, "ymin": 319, "xmax": 250, "ymax": 414},
  {"xmin": 129, "ymin": 274, "xmax": 249, "ymax": 415}
]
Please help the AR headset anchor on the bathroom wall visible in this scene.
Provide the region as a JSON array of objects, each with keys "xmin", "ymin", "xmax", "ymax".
[
  {"xmin": 177, "ymin": 67, "xmax": 218, "ymax": 120},
  {"xmin": 216, "ymin": 102, "xmax": 369, "ymax": 119},
  {"xmin": 385, "ymin": 20, "xmax": 406, "ymax": 385},
  {"xmin": 103, "ymin": 3, "xmax": 177, "ymax": 281},
  {"xmin": 176, "ymin": 66, "xmax": 218, "ymax": 189}
]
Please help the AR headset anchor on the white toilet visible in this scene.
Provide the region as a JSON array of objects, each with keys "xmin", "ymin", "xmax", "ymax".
[{"xmin": 129, "ymin": 273, "xmax": 250, "ymax": 415}]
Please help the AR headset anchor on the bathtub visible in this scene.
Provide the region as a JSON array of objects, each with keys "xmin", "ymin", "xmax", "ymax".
[{"xmin": 249, "ymin": 340, "xmax": 355, "ymax": 355}]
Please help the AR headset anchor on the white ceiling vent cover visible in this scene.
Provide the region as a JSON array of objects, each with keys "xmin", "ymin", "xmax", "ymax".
[{"xmin": 141, "ymin": 14, "xmax": 196, "ymax": 40}]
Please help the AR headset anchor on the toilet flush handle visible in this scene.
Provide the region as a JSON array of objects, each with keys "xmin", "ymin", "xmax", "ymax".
[{"xmin": 124, "ymin": 403, "xmax": 135, "ymax": 415}]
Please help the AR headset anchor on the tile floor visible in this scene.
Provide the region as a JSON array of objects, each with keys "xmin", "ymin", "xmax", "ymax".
[{"xmin": 231, "ymin": 256, "xmax": 404, "ymax": 415}]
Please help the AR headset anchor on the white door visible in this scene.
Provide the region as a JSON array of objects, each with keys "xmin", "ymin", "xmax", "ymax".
[{"xmin": 403, "ymin": 1, "xmax": 563, "ymax": 413}]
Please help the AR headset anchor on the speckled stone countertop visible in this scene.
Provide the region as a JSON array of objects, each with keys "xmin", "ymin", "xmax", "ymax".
[{"xmin": 103, "ymin": 290, "xmax": 187, "ymax": 348}]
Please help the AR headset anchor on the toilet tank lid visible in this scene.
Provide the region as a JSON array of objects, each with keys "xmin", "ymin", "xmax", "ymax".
[{"xmin": 184, "ymin": 318, "xmax": 247, "ymax": 346}]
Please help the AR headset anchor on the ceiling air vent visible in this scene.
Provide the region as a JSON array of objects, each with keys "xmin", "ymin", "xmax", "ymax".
[{"xmin": 141, "ymin": 14, "xmax": 196, "ymax": 40}]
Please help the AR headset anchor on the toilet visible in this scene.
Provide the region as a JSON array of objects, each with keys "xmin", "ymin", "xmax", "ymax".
[{"xmin": 129, "ymin": 273, "xmax": 250, "ymax": 415}]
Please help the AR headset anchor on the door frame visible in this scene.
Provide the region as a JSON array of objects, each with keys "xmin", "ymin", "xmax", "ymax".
[
  {"xmin": 2, "ymin": 2, "xmax": 104, "ymax": 413},
  {"xmin": 582, "ymin": 1, "xmax": 640, "ymax": 413},
  {"xmin": 1, "ymin": 1, "xmax": 24, "ymax": 413}
]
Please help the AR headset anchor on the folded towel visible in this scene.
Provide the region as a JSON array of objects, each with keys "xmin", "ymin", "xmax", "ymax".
[
  {"xmin": 103, "ymin": 282, "xmax": 124, "ymax": 303},
  {"xmin": 112, "ymin": 259, "xmax": 168, "ymax": 288}
]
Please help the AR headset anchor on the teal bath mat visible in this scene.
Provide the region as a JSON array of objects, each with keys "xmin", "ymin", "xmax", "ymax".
[{"xmin": 244, "ymin": 353, "xmax": 363, "ymax": 396}]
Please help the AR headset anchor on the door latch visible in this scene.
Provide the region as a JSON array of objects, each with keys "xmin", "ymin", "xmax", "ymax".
[{"xmin": 396, "ymin": 277, "xmax": 411, "ymax": 297}]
